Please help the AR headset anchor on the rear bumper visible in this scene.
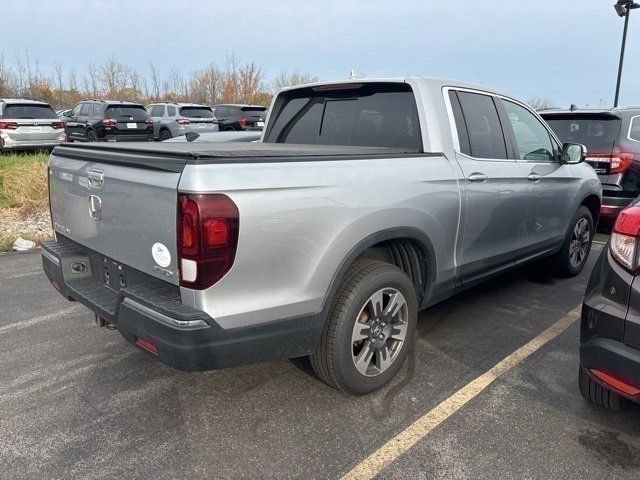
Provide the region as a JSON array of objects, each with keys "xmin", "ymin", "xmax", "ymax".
[
  {"xmin": 42, "ymin": 238, "xmax": 322, "ymax": 371},
  {"xmin": 102, "ymin": 134, "xmax": 154, "ymax": 142},
  {"xmin": 1, "ymin": 137, "xmax": 64, "ymax": 149},
  {"xmin": 598, "ymin": 194, "xmax": 635, "ymax": 228}
]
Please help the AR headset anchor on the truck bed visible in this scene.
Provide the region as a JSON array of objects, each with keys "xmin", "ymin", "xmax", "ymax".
[{"xmin": 52, "ymin": 142, "xmax": 425, "ymax": 172}]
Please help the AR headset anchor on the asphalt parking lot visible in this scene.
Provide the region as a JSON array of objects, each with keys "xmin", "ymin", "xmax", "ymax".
[{"xmin": 1, "ymin": 239, "xmax": 639, "ymax": 479}]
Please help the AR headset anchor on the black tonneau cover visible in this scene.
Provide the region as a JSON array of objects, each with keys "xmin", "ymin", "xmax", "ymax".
[{"xmin": 52, "ymin": 142, "xmax": 425, "ymax": 173}]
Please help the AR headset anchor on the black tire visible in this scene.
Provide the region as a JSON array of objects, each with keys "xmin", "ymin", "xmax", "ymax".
[
  {"xmin": 223, "ymin": 126, "xmax": 235, "ymax": 131},
  {"xmin": 549, "ymin": 205, "xmax": 594, "ymax": 277},
  {"xmin": 310, "ymin": 259, "xmax": 418, "ymax": 395},
  {"xmin": 85, "ymin": 129, "xmax": 97, "ymax": 142},
  {"xmin": 159, "ymin": 128, "xmax": 172, "ymax": 141},
  {"xmin": 578, "ymin": 366, "xmax": 626, "ymax": 411}
]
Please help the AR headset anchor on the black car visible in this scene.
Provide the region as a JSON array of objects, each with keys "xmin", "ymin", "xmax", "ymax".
[
  {"xmin": 63, "ymin": 100, "xmax": 154, "ymax": 142},
  {"xmin": 212, "ymin": 104, "xmax": 267, "ymax": 131},
  {"xmin": 580, "ymin": 199, "xmax": 640, "ymax": 410},
  {"xmin": 541, "ymin": 107, "xmax": 640, "ymax": 230}
]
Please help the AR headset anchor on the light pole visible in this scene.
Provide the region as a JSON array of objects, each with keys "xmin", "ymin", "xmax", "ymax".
[{"xmin": 614, "ymin": 0, "xmax": 640, "ymax": 107}]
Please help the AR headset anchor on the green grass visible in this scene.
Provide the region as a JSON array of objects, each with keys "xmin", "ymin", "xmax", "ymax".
[{"xmin": 0, "ymin": 151, "xmax": 49, "ymax": 209}]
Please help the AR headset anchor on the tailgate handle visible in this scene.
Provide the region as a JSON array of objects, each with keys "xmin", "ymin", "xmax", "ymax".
[{"xmin": 87, "ymin": 169, "xmax": 104, "ymax": 190}]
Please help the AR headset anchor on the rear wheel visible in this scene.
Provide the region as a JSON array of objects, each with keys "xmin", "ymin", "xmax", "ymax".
[
  {"xmin": 85, "ymin": 129, "xmax": 97, "ymax": 142},
  {"xmin": 159, "ymin": 128, "xmax": 171, "ymax": 141},
  {"xmin": 310, "ymin": 259, "xmax": 417, "ymax": 395},
  {"xmin": 549, "ymin": 206, "xmax": 593, "ymax": 277},
  {"xmin": 579, "ymin": 366, "xmax": 626, "ymax": 411},
  {"xmin": 223, "ymin": 126, "xmax": 235, "ymax": 131}
]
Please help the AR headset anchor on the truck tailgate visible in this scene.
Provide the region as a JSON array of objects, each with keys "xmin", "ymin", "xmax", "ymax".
[{"xmin": 48, "ymin": 147, "xmax": 182, "ymax": 285}]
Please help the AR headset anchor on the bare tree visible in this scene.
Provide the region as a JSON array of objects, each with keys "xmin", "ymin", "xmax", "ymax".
[
  {"xmin": 271, "ymin": 71, "xmax": 318, "ymax": 93},
  {"xmin": 528, "ymin": 97, "xmax": 555, "ymax": 110}
]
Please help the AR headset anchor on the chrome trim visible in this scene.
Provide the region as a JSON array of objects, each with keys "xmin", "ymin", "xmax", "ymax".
[
  {"xmin": 41, "ymin": 249, "xmax": 60, "ymax": 266},
  {"xmin": 121, "ymin": 298, "xmax": 210, "ymax": 330}
]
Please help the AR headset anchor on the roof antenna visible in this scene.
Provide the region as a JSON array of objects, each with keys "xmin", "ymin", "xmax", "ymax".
[{"xmin": 349, "ymin": 69, "xmax": 366, "ymax": 79}]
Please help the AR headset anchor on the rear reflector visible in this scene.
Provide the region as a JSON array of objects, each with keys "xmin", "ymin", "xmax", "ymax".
[
  {"xmin": 590, "ymin": 369, "xmax": 640, "ymax": 396},
  {"xmin": 135, "ymin": 336, "xmax": 159, "ymax": 355}
]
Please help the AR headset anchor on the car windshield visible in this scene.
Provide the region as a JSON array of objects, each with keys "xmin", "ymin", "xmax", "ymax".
[
  {"xmin": 3, "ymin": 104, "xmax": 57, "ymax": 119},
  {"xmin": 105, "ymin": 106, "xmax": 149, "ymax": 120},
  {"xmin": 179, "ymin": 107, "xmax": 214, "ymax": 119},
  {"xmin": 263, "ymin": 83, "xmax": 422, "ymax": 149},
  {"xmin": 543, "ymin": 114, "xmax": 621, "ymax": 152}
]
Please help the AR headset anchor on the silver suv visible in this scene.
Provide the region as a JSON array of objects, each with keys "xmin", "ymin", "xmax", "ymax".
[
  {"xmin": 146, "ymin": 103, "xmax": 219, "ymax": 141},
  {"xmin": 0, "ymin": 99, "xmax": 66, "ymax": 150}
]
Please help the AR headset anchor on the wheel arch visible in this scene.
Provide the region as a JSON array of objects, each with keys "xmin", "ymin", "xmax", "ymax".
[
  {"xmin": 320, "ymin": 228, "xmax": 437, "ymax": 316},
  {"xmin": 581, "ymin": 194, "xmax": 601, "ymax": 226}
]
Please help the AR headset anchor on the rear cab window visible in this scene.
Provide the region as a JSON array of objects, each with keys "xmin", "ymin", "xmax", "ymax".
[
  {"xmin": 179, "ymin": 107, "xmax": 214, "ymax": 119},
  {"xmin": 105, "ymin": 105, "xmax": 149, "ymax": 120},
  {"xmin": 263, "ymin": 82, "xmax": 422, "ymax": 149},
  {"xmin": 4, "ymin": 104, "xmax": 57, "ymax": 119}
]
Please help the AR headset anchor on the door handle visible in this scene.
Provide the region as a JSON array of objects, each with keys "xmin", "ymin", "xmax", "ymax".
[
  {"xmin": 528, "ymin": 173, "xmax": 541, "ymax": 182},
  {"xmin": 467, "ymin": 172, "xmax": 489, "ymax": 182}
]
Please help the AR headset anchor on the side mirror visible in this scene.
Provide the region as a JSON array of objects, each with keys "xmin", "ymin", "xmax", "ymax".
[{"xmin": 561, "ymin": 143, "xmax": 587, "ymax": 164}]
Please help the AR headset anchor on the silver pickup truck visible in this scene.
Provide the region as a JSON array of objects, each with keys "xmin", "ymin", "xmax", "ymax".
[{"xmin": 42, "ymin": 77, "xmax": 601, "ymax": 394}]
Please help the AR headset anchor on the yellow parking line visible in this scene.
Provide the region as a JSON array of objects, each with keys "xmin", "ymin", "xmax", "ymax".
[{"xmin": 342, "ymin": 305, "xmax": 582, "ymax": 480}]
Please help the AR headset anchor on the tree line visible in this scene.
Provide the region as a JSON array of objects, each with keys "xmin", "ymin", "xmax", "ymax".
[{"xmin": 0, "ymin": 52, "xmax": 318, "ymax": 110}]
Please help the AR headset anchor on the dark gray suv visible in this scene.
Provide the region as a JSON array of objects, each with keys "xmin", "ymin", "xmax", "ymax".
[{"xmin": 212, "ymin": 104, "xmax": 267, "ymax": 131}]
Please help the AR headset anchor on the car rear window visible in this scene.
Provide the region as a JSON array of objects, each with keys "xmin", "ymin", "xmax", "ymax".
[
  {"xmin": 179, "ymin": 107, "xmax": 214, "ymax": 119},
  {"xmin": 263, "ymin": 83, "xmax": 422, "ymax": 149},
  {"xmin": 240, "ymin": 107, "xmax": 267, "ymax": 118},
  {"xmin": 542, "ymin": 114, "xmax": 621, "ymax": 152},
  {"xmin": 3, "ymin": 104, "xmax": 57, "ymax": 119},
  {"xmin": 105, "ymin": 105, "xmax": 149, "ymax": 120}
]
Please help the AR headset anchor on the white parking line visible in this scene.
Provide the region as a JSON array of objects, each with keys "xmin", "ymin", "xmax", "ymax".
[
  {"xmin": 0, "ymin": 305, "xmax": 83, "ymax": 335},
  {"xmin": 342, "ymin": 305, "xmax": 582, "ymax": 480}
]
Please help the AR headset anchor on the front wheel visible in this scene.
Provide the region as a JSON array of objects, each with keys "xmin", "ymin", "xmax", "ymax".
[
  {"xmin": 310, "ymin": 259, "xmax": 417, "ymax": 395},
  {"xmin": 549, "ymin": 206, "xmax": 594, "ymax": 277},
  {"xmin": 85, "ymin": 129, "xmax": 97, "ymax": 142}
]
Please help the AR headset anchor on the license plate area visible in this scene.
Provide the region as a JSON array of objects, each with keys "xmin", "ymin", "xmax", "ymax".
[
  {"xmin": 98, "ymin": 257, "xmax": 128, "ymax": 292},
  {"xmin": 126, "ymin": 122, "xmax": 137, "ymax": 129}
]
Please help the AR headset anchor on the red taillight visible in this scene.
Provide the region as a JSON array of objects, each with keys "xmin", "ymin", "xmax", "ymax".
[
  {"xmin": 177, "ymin": 193, "xmax": 239, "ymax": 289},
  {"xmin": 238, "ymin": 118, "xmax": 247, "ymax": 127},
  {"xmin": 586, "ymin": 151, "xmax": 634, "ymax": 174},
  {"xmin": 176, "ymin": 118, "xmax": 190, "ymax": 125},
  {"xmin": 610, "ymin": 205, "xmax": 640, "ymax": 270},
  {"xmin": 51, "ymin": 121, "xmax": 65, "ymax": 130},
  {"xmin": 590, "ymin": 369, "xmax": 640, "ymax": 397},
  {"xmin": 0, "ymin": 121, "xmax": 18, "ymax": 130},
  {"xmin": 101, "ymin": 118, "xmax": 117, "ymax": 127}
]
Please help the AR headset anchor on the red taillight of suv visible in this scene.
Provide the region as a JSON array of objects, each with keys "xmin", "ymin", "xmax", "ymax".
[
  {"xmin": 176, "ymin": 118, "xmax": 190, "ymax": 125},
  {"xmin": 586, "ymin": 151, "xmax": 634, "ymax": 174},
  {"xmin": 0, "ymin": 121, "xmax": 18, "ymax": 130},
  {"xmin": 177, "ymin": 193, "xmax": 239, "ymax": 289},
  {"xmin": 610, "ymin": 205, "xmax": 640, "ymax": 270},
  {"xmin": 101, "ymin": 118, "xmax": 117, "ymax": 127},
  {"xmin": 238, "ymin": 118, "xmax": 247, "ymax": 127},
  {"xmin": 51, "ymin": 121, "xmax": 65, "ymax": 130}
]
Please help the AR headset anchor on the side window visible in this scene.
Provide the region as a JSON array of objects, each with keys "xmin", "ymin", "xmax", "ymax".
[
  {"xmin": 71, "ymin": 104, "xmax": 82, "ymax": 116},
  {"xmin": 457, "ymin": 92, "xmax": 507, "ymax": 159},
  {"xmin": 448, "ymin": 90, "xmax": 471, "ymax": 156},
  {"xmin": 92, "ymin": 103, "xmax": 104, "ymax": 116},
  {"xmin": 217, "ymin": 107, "xmax": 228, "ymax": 118},
  {"xmin": 167, "ymin": 105, "xmax": 176, "ymax": 117},
  {"xmin": 501, "ymin": 100, "xmax": 554, "ymax": 161},
  {"xmin": 630, "ymin": 116, "xmax": 640, "ymax": 142},
  {"xmin": 149, "ymin": 105, "xmax": 165, "ymax": 117},
  {"xmin": 79, "ymin": 103, "xmax": 91, "ymax": 116}
]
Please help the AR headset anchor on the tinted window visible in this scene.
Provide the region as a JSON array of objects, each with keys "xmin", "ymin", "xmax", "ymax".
[
  {"xmin": 448, "ymin": 91, "xmax": 471, "ymax": 156},
  {"xmin": 80, "ymin": 103, "xmax": 92, "ymax": 116},
  {"xmin": 214, "ymin": 107, "xmax": 228, "ymax": 117},
  {"xmin": 457, "ymin": 92, "xmax": 507, "ymax": 159},
  {"xmin": 179, "ymin": 107, "xmax": 214, "ymax": 118},
  {"xmin": 148, "ymin": 105, "xmax": 165, "ymax": 117},
  {"xmin": 502, "ymin": 100, "xmax": 554, "ymax": 161},
  {"xmin": 264, "ymin": 83, "xmax": 422, "ymax": 149},
  {"xmin": 167, "ymin": 105, "xmax": 176, "ymax": 116},
  {"xmin": 105, "ymin": 105, "xmax": 149, "ymax": 120},
  {"xmin": 542, "ymin": 114, "xmax": 621, "ymax": 153},
  {"xmin": 240, "ymin": 107, "xmax": 267, "ymax": 119},
  {"xmin": 71, "ymin": 104, "xmax": 83, "ymax": 116},
  {"xmin": 92, "ymin": 103, "xmax": 104, "ymax": 116},
  {"xmin": 631, "ymin": 117, "xmax": 640, "ymax": 142},
  {"xmin": 3, "ymin": 104, "xmax": 57, "ymax": 119}
]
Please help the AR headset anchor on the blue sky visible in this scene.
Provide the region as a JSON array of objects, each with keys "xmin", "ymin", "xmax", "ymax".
[{"xmin": 5, "ymin": 0, "xmax": 640, "ymax": 107}]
